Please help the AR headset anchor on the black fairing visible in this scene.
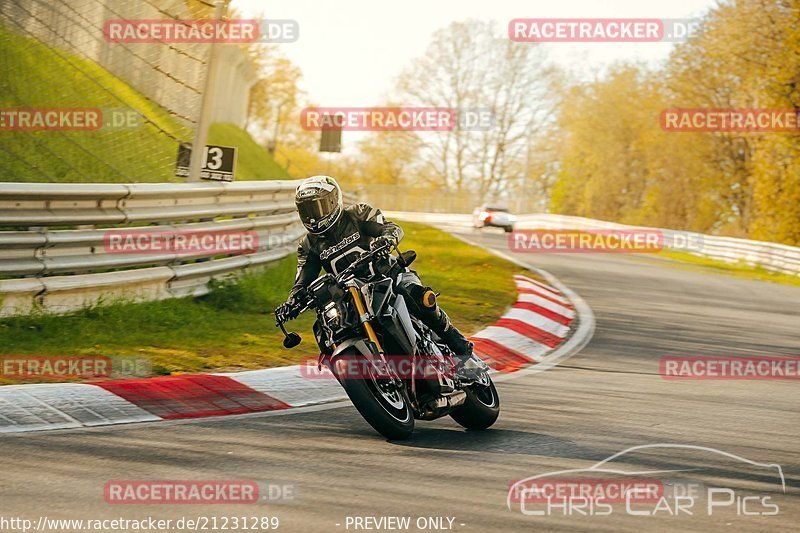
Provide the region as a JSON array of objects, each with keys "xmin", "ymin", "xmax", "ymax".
[{"xmin": 366, "ymin": 278, "xmax": 394, "ymax": 317}]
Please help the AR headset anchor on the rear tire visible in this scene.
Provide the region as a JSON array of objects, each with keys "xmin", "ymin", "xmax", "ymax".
[
  {"xmin": 450, "ymin": 377, "xmax": 500, "ymax": 430},
  {"xmin": 333, "ymin": 351, "xmax": 414, "ymax": 440}
]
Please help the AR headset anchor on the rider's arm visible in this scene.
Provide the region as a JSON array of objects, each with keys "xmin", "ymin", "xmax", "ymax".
[
  {"xmin": 289, "ymin": 236, "xmax": 321, "ymax": 300},
  {"xmin": 352, "ymin": 203, "xmax": 404, "ymax": 244}
]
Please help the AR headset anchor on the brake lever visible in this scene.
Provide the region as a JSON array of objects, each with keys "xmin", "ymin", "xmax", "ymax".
[{"xmin": 274, "ymin": 297, "xmax": 310, "ymax": 328}]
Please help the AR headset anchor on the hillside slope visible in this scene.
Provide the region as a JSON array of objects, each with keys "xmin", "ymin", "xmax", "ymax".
[{"xmin": 0, "ymin": 25, "xmax": 291, "ymax": 182}]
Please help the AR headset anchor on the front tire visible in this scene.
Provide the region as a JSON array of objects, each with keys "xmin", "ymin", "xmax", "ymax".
[
  {"xmin": 333, "ymin": 351, "xmax": 414, "ymax": 440},
  {"xmin": 450, "ymin": 375, "xmax": 500, "ymax": 430}
]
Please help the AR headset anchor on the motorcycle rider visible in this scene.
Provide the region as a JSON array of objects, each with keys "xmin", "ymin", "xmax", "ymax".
[{"xmin": 275, "ymin": 175, "xmax": 479, "ymax": 378}]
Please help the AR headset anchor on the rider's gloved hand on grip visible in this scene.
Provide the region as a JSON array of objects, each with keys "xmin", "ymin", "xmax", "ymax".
[
  {"xmin": 370, "ymin": 236, "xmax": 395, "ymax": 258},
  {"xmin": 275, "ymin": 299, "xmax": 299, "ymax": 323}
]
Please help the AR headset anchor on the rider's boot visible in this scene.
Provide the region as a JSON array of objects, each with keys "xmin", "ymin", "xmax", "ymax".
[
  {"xmin": 419, "ymin": 305, "xmax": 485, "ymax": 381},
  {"xmin": 439, "ymin": 323, "xmax": 485, "ymax": 381}
]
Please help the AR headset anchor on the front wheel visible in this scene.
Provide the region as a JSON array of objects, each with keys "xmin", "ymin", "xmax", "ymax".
[
  {"xmin": 450, "ymin": 374, "xmax": 500, "ymax": 430},
  {"xmin": 333, "ymin": 351, "xmax": 414, "ymax": 440}
]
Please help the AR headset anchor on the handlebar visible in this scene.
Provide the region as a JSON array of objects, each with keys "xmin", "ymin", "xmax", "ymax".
[
  {"xmin": 274, "ymin": 241, "xmax": 396, "ymax": 327},
  {"xmin": 336, "ymin": 241, "xmax": 396, "ymax": 281}
]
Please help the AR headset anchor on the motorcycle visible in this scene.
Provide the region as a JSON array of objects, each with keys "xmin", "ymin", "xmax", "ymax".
[{"xmin": 275, "ymin": 242, "xmax": 500, "ymax": 440}]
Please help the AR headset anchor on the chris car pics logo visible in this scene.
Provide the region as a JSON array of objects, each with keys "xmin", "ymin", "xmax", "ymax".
[{"xmin": 508, "ymin": 444, "xmax": 785, "ymax": 517}]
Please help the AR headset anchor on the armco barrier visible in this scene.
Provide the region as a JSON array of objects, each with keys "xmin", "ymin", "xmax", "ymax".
[
  {"xmin": 516, "ymin": 214, "xmax": 800, "ymax": 276},
  {"xmin": 0, "ymin": 181, "xmax": 357, "ymax": 317},
  {"xmin": 3, "ymin": 199, "xmax": 797, "ymax": 318},
  {"xmin": 385, "ymin": 211, "xmax": 800, "ymax": 277}
]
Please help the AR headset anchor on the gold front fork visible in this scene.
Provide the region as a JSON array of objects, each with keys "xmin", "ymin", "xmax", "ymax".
[{"xmin": 348, "ymin": 286, "xmax": 384, "ymax": 353}]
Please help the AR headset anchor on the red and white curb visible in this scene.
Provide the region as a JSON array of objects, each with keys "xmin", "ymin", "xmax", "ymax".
[
  {"xmin": 470, "ymin": 275, "xmax": 574, "ymax": 372},
  {"xmin": 0, "ymin": 274, "xmax": 588, "ymax": 434}
]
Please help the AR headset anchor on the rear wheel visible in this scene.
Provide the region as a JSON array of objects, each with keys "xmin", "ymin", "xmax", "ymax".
[
  {"xmin": 333, "ymin": 350, "xmax": 414, "ymax": 440},
  {"xmin": 450, "ymin": 373, "xmax": 500, "ymax": 430}
]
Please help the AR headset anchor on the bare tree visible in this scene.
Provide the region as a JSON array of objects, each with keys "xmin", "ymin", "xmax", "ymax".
[{"xmin": 394, "ymin": 20, "xmax": 555, "ymax": 202}]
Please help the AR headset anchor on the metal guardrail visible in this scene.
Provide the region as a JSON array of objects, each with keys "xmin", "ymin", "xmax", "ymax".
[
  {"xmin": 0, "ymin": 181, "xmax": 360, "ymax": 317},
  {"xmin": 385, "ymin": 211, "xmax": 800, "ymax": 277},
  {"xmin": 515, "ymin": 214, "xmax": 800, "ymax": 276},
  {"xmin": 4, "ymin": 199, "xmax": 796, "ymax": 318}
]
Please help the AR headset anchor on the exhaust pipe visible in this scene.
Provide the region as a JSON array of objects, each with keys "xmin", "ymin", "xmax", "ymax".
[
  {"xmin": 446, "ymin": 390, "xmax": 467, "ymax": 409},
  {"xmin": 420, "ymin": 390, "xmax": 467, "ymax": 420}
]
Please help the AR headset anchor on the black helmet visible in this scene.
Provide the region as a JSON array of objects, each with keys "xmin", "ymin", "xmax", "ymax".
[{"xmin": 295, "ymin": 175, "xmax": 343, "ymax": 234}]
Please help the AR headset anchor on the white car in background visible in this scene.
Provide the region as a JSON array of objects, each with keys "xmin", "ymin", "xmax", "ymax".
[{"xmin": 473, "ymin": 205, "xmax": 516, "ymax": 232}]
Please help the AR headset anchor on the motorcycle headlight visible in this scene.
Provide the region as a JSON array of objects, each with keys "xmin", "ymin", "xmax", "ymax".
[{"xmin": 324, "ymin": 303, "xmax": 340, "ymax": 326}]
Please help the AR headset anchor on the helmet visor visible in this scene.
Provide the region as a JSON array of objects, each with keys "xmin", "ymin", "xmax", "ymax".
[{"xmin": 297, "ymin": 194, "xmax": 339, "ymax": 225}]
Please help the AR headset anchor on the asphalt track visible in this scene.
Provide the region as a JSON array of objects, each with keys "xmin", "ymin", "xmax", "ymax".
[{"xmin": 1, "ymin": 226, "xmax": 798, "ymax": 532}]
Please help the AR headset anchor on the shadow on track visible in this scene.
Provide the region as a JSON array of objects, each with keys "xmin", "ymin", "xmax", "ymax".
[{"xmin": 390, "ymin": 428, "xmax": 599, "ymax": 460}]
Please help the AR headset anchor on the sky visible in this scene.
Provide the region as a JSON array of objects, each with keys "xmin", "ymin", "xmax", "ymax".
[{"xmin": 231, "ymin": 0, "xmax": 719, "ymax": 150}]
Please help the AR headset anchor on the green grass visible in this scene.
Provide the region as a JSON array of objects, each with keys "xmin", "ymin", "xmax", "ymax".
[
  {"xmin": 652, "ymin": 249, "xmax": 800, "ymax": 287},
  {"xmin": 0, "ymin": 222, "xmax": 529, "ymax": 384},
  {"xmin": 0, "ymin": 25, "xmax": 290, "ymax": 182}
]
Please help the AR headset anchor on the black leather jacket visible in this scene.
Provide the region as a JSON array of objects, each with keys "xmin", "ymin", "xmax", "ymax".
[{"xmin": 289, "ymin": 203, "xmax": 404, "ymax": 299}]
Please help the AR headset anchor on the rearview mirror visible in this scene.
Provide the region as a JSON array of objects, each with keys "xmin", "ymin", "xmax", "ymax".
[{"xmin": 283, "ymin": 332, "xmax": 302, "ymax": 348}]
